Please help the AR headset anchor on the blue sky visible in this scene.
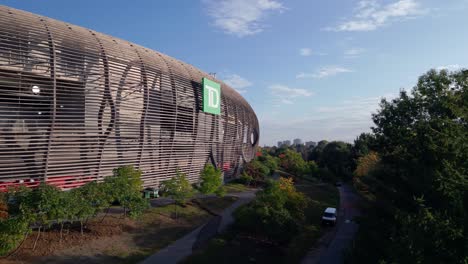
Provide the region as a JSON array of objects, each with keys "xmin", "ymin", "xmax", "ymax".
[{"xmin": 3, "ymin": 0, "xmax": 468, "ymax": 146}]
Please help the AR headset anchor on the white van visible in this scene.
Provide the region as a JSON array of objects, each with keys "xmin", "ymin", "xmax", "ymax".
[{"xmin": 322, "ymin": 207, "xmax": 337, "ymax": 225}]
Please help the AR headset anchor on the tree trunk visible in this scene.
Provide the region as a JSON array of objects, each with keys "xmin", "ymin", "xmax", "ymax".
[
  {"xmin": 6, "ymin": 230, "xmax": 29, "ymax": 257},
  {"xmin": 60, "ymin": 222, "xmax": 64, "ymax": 243},
  {"xmin": 80, "ymin": 221, "xmax": 83, "ymax": 236},
  {"xmin": 32, "ymin": 226, "xmax": 41, "ymax": 251},
  {"xmin": 100, "ymin": 206, "xmax": 111, "ymax": 223}
]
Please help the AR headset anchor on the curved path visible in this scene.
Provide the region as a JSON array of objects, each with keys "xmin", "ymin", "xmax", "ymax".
[
  {"xmin": 303, "ymin": 184, "xmax": 361, "ymax": 264},
  {"xmin": 140, "ymin": 190, "xmax": 256, "ymax": 264}
]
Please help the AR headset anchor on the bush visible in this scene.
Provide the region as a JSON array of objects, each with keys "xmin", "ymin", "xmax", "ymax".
[
  {"xmin": 245, "ymin": 160, "xmax": 270, "ymax": 183},
  {"xmin": 161, "ymin": 170, "xmax": 194, "ymax": 205},
  {"xmin": 199, "ymin": 164, "xmax": 224, "ymax": 196},
  {"xmin": 104, "ymin": 165, "xmax": 148, "ymax": 217},
  {"xmin": 257, "ymin": 155, "xmax": 279, "ymax": 175},
  {"xmin": 0, "ymin": 217, "xmax": 29, "ymax": 256},
  {"xmin": 233, "ymin": 178, "xmax": 309, "ymax": 244},
  {"xmin": 239, "ymin": 172, "xmax": 253, "ymax": 186}
]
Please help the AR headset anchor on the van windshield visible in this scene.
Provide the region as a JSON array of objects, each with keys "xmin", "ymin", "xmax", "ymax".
[{"xmin": 324, "ymin": 212, "xmax": 335, "ymax": 218}]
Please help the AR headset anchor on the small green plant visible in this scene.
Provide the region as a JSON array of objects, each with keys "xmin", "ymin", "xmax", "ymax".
[
  {"xmin": 104, "ymin": 165, "xmax": 148, "ymax": 217},
  {"xmin": 199, "ymin": 164, "xmax": 224, "ymax": 196},
  {"xmin": 161, "ymin": 170, "xmax": 195, "ymax": 219},
  {"xmin": 239, "ymin": 172, "xmax": 253, "ymax": 186}
]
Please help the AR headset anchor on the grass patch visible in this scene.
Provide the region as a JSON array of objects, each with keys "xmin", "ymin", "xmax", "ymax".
[
  {"xmin": 193, "ymin": 196, "xmax": 238, "ymax": 215},
  {"xmin": 224, "ymin": 183, "xmax": 249, "ymax": 193}
]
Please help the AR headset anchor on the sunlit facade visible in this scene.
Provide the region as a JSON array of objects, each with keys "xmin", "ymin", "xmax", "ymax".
[{"xmin": 0, "ymin": 6, "xmax": 259, "ymax": 189}]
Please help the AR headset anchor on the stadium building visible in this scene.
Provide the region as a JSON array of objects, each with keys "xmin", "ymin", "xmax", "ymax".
[{"xmin": 0, "ymin": 6, "xmax": 259, "ymax": 190}]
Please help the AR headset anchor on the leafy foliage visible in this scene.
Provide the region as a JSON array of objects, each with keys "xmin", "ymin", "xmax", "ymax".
[
  {"xmin": 238, "ymin": 172, "xmax": 253, "ymax": 186},
  {"xmin": 279, "ymin": 149, "xmax": 307, "ymax": 176},
  {"xmin": 354, "ymin": 152, "xmax": 380, "ymax": 178},
  {"xmin": 319, "ymin": 141, "xmax": 353, "ymax": 179},
  {"xmin": 348, "ymin": 69, "xmax": 468, "ymax": 264},
  {"xmin": 104, "ymin": 165, "xmax": 148, "ymax": 218},
  {"xmin": 233, "ymin": 178, "xmax": 309, "ymax": 243},
  {"xmin": 244, "ymin": 159, "xmax": 270, "ymax": 183},
  {"xmin": 162, "ymin": 170, "xmax": 195, "ymax": 205},
  {"xmin": 0, "ymin": 165, "xmax": 148, "ymax": 255},
  {"xmin": 199, "ymin": 164, "xmax": 224, "ymax": 196},
  {"xmin": 257, "ymin": 155, "xmax": 279, "ymax": 175}
]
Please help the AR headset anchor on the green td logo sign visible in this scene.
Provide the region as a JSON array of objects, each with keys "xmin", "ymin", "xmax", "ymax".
[{"xmin": 202, "ymin": 77, "xmax": 221, "ymax": 115}]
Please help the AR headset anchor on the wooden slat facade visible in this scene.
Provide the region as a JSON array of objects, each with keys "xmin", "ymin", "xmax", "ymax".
[{"xmin": 0, "ymin": 6, "xmax": 259, "ymax": 188}]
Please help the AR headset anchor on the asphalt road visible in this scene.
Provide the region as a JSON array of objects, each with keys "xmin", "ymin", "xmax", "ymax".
[{"xmin": 318, "ymin": 184, "xmax": 361, "ymax": 264}]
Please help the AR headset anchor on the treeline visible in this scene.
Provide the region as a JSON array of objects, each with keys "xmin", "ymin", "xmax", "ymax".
[
  {"xmin": 347, "ymin": 69, "xmax": 467, "ymax": 263},
  {"xmin": 262, "ymin": 139, "xmax": 359, "ymax": 182}
]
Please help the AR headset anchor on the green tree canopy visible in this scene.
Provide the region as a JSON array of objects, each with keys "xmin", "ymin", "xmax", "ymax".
[
  {"xmin": 319, "ymin": 141, "xmax": 353, "ymax": 178},
  {"xmin": 199, "ymin": 164, "xmax": 224, "ymax": 196},
  {"xmin": 349, "ymin": 69, "xmax": 468, "ymax": 264}
]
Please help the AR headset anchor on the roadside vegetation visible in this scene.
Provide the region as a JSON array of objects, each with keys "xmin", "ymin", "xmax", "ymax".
[
  {"xmin": 345, "ymin": 69, "xmax": 468, "ymax": 263},
  {"xmin": 183, "ymin": 145, "xmax": 340, "ymax": 263}
]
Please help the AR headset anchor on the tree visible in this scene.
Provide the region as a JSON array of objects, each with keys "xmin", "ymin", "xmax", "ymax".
[
  {"xmin": 104, "ymin": 165, "xmax": 147, "ymax": 217},
  {"xmin": 257, "ymin": 155, "xmax": 279, "ymax": 175},
  {"xmin": 354, "ymin": 152, "xmax": 380, "ymax": 178},
  {"xmin": 199, "ymin": 164, "xmax": 224, "ymax": 196},
  {"xmin": 162, "ymin": 170, "xmax": 195, "ymax": 219},
  {"xmin": 308, "ymin": 140, "xmax": 328, "ymax": 161},
  {"xmin": 319, "ymin": 141, "xmax": 353, "ymax": 179},
  {"xmin": 29, "ymin": 183, "xmax": 63, "ymax": 248},
  {"xmin": 279, "ymin": 149, "xmax": 307, "ymax": 176},
  {"xmin": 0, "ymin": 186, "xmax": 36, "ymax": 256},
  {"xmin": 234, "ymin": 178, "xmax": 309, "ymax": 243},
  {"xmin": 349, "ymin": 69, "xmax": 468, "ymax": 264},
  {"xmin": 239, "ymin": 172, "xmax": 253, "ymax": 186},
  {"xmin": 245, "ymin": 159, "xmax": 270, "ymax": 184},
  {"xmin": 69, "ymin": 187, "xmax": 95, "ymax": 236}
]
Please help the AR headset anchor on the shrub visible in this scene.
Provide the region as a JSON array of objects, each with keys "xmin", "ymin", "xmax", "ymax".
[
  {"xmin": 257, "ymin": 155, "xmax": 279, "ymax": 175},
  {"xmin": 199, "ymin": 164, "xmax": 224, "ymax": 196},
  {"xmin": 245, "ymin": 160, "xmax": 270, "ymax": 184},
  {"xmin": 0, "ymin": 217, "xmax": 29, "ymax": 256},
  {"xmin": 233, "ymin": 178, "xmax": 309, "ymax": 244},
  {"xmin": 161, "ymin": 170, "xmax": 195, "ymax": 219},
  {"xmin": 104, "ymin": 165, "xmax": 148, "ymax": 217},
  {"xmin": 239, "ymin": 172, "xmax": 253, "ymax": 186}
]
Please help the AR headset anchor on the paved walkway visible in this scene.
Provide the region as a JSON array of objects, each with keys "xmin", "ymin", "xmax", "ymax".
[
  {"xmin": 302, "ymin": 184, "xmax": 361, "ymax": 264},
  {"xmin": 140, "ymin": 190, "xmax": 256, "ymax": 264}
]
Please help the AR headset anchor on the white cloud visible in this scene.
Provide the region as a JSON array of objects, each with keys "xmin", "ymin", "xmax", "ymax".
[
  {"xmin": 327, "ymin": 0, "xmax": 427, "ymax": 32},
  {"xmin": 296, "ymin": 66, "xmax": 353, "ymax": 79},
  {"xmin": 203, "ymin": 0, "xmax": 284, "ymax": 37},
  {"xmin": 299, "ymin": 48, "xmax": 312, "ymax": 56},
  {"xmin": 344, "ymin": 48, "xmax": 365, "ymax": 58},
  {"xmin": 436, "ymin": 64, "xmax": 463, "ymax": 71},
  {"xmin": 223, "ymin": 74, "xmax": 252, "ymax": 94},
  {"xmin": 269, "ymin": 84, "xmax": 313, "ymax": 105}
]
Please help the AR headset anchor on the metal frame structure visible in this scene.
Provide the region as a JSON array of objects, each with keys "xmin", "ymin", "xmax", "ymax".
[{"xmin": 0, "ymin": 6, "xmax": 259, "ymax": 189}]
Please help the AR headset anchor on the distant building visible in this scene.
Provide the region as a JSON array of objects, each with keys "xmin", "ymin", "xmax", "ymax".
[
  {"xmin": 293, "ymin": 138, "xmax": 303, "ymax": 146},
  {"xmin": 305, "ymin": 141, "xmax": 317, "ymax": 147},
  {"xmin": 283, "ymin": 140, "xmax": 291, "ymax": 146}
]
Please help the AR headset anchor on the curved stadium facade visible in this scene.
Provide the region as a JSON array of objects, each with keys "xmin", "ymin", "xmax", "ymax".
[{"xmin": 0, "ymin": 6, "xmax": 259, "ymax": 190}]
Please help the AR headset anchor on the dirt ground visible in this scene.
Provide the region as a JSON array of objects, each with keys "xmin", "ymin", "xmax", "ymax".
[{"xmin": 0, "ymin": 197, "xmax": 237, "ymax": 264}]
